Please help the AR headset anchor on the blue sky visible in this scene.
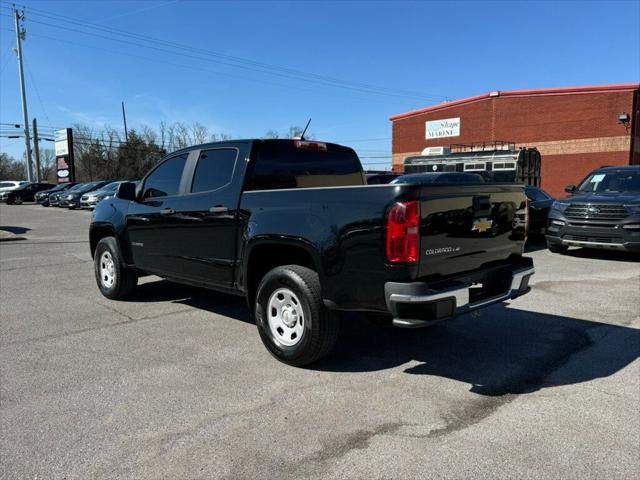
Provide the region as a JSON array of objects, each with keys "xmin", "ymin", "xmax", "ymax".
[{"xmin": 1, "ymin": 0, "xmax": 639, "ymax": 169}]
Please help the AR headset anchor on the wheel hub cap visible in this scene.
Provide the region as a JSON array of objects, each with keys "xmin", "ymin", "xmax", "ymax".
[
  {"xmin": 99, "ymin": 251, "xmax": 116, "ymax": 288},
  {"xmin": 267, "ymin": 288, "xmax": 304, "ymax": 346}
]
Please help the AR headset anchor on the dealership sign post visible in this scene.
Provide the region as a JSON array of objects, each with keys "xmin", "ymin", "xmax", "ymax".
[
  {"xmin": 54, "ymin": 128, "xmax": 75, "ymax": 183},
  {"xmin": 426, "ymin": 117, "xmax": 461, "ymax": 139}
]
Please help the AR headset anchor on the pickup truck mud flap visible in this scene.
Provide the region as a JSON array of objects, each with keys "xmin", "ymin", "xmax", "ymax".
[{"xmin": 384, "ymin": 260, "xmax": 534, "ymax": 328}]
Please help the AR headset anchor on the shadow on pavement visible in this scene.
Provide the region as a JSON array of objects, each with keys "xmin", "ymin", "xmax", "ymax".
[
  {"xmin": 316, "ymin": 307, "xmax": 640, "ymax": 396},
  {"xmin": 524, "ymin": 236, "xmax": 547, "ymax": 253},
  {"xmin": 0, "ymin": 225, "xmax": 30, "ymax": 241},
  {"xmin": 0, "ymin": 226, "xmax": 31, "ymax": 234},
  {"xmin": 127, "ymin": 280, "xmax": 639, "ymax": 397},
  {"xmin": 133, "ymin": 279, "xmax": 253, "ymax": 325}
]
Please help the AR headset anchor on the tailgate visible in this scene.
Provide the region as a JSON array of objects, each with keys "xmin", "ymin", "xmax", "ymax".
[{"xmin": 417, "ymin": 184, "xmax": 527, "ymax": 278}]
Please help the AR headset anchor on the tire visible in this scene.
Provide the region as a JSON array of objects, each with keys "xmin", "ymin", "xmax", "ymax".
[
  {"xmin": 94, "ymin": 236, "xmax": 138, "ymax": 300},
  {"xmin": 490, "ymin": 220, "xmax": 500, "ymax": 237},
  {"xmin": 255, "ymin": 265, "xmax": 339, "ymax": 366},
  {"xmin": 547, "ymin": 241, "xmax": 568, "ymax": 254},
  {"xmin": 14, "ymin": 197, "xmax": 23, "ymax": 205}
]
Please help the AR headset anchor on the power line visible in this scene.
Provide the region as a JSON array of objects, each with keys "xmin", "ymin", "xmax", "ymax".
[
  {"xmin": 0, "ymin": 3, "xmax": 446, "ymax": 102},
  {"xmin": 26, "ymin": 63, "xmax": 51, "ymax": 125},
  {"xmin": 0, "ymin": 43, "xmax": 12, "ymax": 74},
  {"xmin": 92, "ymin": 0, "xmax": 179, "ymax": 24},
  {"xmin": 21, "ymin": 2, "xmax": 444, "ymax": 100},
  {"xmin": 0, "ymin": 25, "xmax": 377, "ymax": 104}
]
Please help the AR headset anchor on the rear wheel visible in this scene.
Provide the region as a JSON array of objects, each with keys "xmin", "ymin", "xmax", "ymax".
[
  {"xmin": 94, "ymin": 236, "xmax": 137, "ymax": 299},
  {"xmin": 255, "ymin": 265, "xmax": 339, "ymax": 366},
  {"xmin": 547, "ymin": 241, "xmax": 568, "ymax": 254}
]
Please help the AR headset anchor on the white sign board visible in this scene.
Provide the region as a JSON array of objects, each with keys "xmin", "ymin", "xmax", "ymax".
[
  {"xmin": 55, "ymin": 129, "xmax": 69, "ymax": 156},
  {"xmin": 426, "ymin": 117, "xmax": 460, "ymax": 139}
]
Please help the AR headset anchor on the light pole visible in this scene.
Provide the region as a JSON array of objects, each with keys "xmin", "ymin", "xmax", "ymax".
[{"xmin": 14, "ymin": 8, "xmax": 33, "ymax": 182}]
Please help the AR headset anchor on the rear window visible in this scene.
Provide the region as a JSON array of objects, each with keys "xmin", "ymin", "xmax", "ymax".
[{"xmin": 246, "ymin": 140, "xmax": 364, "ymax": 191}]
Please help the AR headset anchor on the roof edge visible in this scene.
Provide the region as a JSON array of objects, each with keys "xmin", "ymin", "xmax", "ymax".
[{"xmin": 390, "ymin": 83, "xmax": 640, "ymax": 121}]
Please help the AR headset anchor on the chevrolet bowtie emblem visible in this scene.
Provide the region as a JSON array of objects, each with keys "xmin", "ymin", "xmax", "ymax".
[{"xmin": 472, "ymin": 218, "xmax": 493, "ymax": 233}]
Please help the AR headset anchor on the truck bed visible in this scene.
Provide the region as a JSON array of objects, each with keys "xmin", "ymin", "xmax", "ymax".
[{"xmin": 239, "ymin": 182, "xmax": 527, "ymax": 311}]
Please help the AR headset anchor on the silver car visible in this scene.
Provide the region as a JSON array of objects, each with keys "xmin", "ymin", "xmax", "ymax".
[{"xmin": 80, "ymin": 181, "xmax": 124, "ymax": 209}]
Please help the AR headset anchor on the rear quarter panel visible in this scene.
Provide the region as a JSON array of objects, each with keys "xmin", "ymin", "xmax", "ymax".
[{"xmin": 238, "ymin": 184, "xmax": 417, "ymax": 310}]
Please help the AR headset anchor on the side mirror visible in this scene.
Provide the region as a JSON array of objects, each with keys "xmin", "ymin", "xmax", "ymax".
[
  {"xmin": 117, "ymin": 182, "xmax": 137, "ymax": 201},
  {"xmin": 564, "ymin": 185, "xmax": 576, "ymax": 193}
]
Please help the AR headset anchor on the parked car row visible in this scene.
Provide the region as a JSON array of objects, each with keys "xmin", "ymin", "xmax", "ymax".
[{"xmin": 1, "ymin": 179, "xmax": 136, "ymax": 210}]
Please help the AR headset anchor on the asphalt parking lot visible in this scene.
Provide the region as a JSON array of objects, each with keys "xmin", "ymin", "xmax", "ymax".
[{"xmin": 1, "ymin": 204, "xmax": 639, "ymax": 479}]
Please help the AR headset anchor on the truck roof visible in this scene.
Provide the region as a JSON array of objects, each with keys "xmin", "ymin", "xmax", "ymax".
[{"xmin": 169, "ymin": 138, "xmax": 351, "ymax": 157}]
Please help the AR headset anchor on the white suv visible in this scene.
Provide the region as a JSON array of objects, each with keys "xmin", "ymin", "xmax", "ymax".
[{"xmin": 0, "ymin": 181, "xmax": 28, "ymax": 193}]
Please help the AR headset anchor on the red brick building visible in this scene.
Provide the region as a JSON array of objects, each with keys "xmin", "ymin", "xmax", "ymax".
[{"xmin": 390, "ymin": 84, "xmax": 640, "ymax": 197}]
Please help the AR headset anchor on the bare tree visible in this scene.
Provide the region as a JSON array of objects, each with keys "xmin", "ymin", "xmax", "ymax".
[
  {"xmin": 0, "ymin": 152, "xmax": 25, "ymax": 180},
  {"xmin": 210, "ymin": 132, "xmax": 230, "ymax": 142},
  {"xmin": 191, "ymin": 122, "xmax": 209, "ymax": 144},
  {"xmin": 39, "ymin": 149, "xmax": 56, "ymax": 182}
]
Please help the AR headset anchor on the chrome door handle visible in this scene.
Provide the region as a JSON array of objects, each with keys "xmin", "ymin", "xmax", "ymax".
[
  {"xmin": 160, "ymin": 208, "xmax": 175, "ymax": 215},
  {"xmin": 209, "ymin": 206, "xmax": 229, "ymax": 214},
  {"xmin": 128, "ymin": 216, "xmax": 150, "ymax": 222}
]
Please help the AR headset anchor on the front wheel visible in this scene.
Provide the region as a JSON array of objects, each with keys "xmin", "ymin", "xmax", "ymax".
[
  {"xmin": 255, "ymin": 265, "xmax": 339, "ymax": 366},
  {"xmin": 94, "ymin": 236, "xmax": 138, "ymax": 300}
]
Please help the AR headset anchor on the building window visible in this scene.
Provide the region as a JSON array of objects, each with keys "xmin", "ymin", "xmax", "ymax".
[
  {"xmin": 492, "ymin": 162, "xmax": 516, "ymax": 171},
  {"xmin": 464, "ymin": 162, "xmax": 486, "ymax": 171}
]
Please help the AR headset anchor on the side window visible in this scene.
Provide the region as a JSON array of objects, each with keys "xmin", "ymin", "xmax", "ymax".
[
  {"xmin": 142, "ymin": 154, "xmax": 188, "ymax": 199},
  {"xmin": 191, "ymin": 148, "xmax": 237, "ymax": 193}
]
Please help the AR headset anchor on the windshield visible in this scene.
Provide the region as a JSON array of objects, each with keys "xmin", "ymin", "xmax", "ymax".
[
  {"xmin": 78, "ymin": 182, "xmax": 99, "ymax": 192},
  {"xmin": 577, "ymin": 171, "xmax": 640, "ymax": 193},
  {"xmin": 100, "ymin": 181, "xmax": 121, "ymax": 193}
]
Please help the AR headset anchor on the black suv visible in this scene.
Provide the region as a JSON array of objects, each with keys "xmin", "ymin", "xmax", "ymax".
[{"xmin": 546, "ymin": 166, "xmax": 640, "ymax": 253}]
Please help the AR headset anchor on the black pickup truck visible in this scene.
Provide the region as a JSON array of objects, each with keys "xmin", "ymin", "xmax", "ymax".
[{"xmin": 90, "ymin": 139, "xmax": 534, "ymax": 365}]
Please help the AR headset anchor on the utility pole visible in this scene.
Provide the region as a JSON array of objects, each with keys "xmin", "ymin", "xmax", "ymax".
[
  {"xmin": 14, "ymin": 8, "xmax": 33, "ymax": 182},
  {"xmin": 121, "ymin": 101, "xmax": 129, "ymax": 141},
  {"xmin": 32, "ymin": 118, "xmax": 41, "ymax": 181}
]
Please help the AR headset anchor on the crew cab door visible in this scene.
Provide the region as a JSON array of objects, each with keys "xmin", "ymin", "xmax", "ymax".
[
  {"xmin": 176, "ymin": 144, "xmax": 248, "ymax": 287},
  {"xmin": 126, "ymin": 152, "xmax": 191, "ymax": 276}
]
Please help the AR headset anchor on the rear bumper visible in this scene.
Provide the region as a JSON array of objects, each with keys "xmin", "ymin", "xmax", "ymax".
[{"xmin": 384, "ymin": 259, "xmax": 534, "ymax": 328}]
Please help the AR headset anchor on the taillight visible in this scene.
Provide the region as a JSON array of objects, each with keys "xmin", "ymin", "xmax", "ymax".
[{"xmin": 386, "ymin": 201, "xmax": 420, "ymax": 264}]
